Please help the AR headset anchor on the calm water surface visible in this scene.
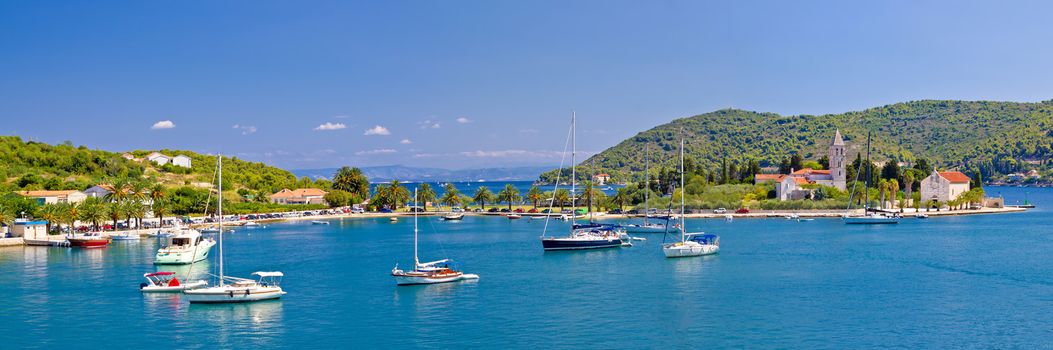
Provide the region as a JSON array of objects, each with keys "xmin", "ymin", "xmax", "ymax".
[{"xmin": 2, "ymin": 186, "xmax": 1050, "ymax": 348}]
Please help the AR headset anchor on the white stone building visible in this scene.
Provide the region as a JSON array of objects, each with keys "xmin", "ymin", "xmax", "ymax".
[
  {"xmin": 146, "ymin": 152, "xmax": 171, "ymax": 166},
  {"xmin": 919, "ymin": 171, "xmax": 971, "ymax": 203},
  {"xmin": 172, "ymin": 155, "xmax": 192, "ymax": 168}
]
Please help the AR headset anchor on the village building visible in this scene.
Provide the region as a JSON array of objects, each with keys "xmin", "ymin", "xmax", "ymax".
[
  {"xmin": 146, "ymin": 152, "xmax": 171, "ymax": 166},
  {"xmin": 593, "ymin": 173, "xmax": 610, "ymax": 186},
  {"xmin": 16, "ymin": 190, "xmax": 87, "ymax": 205},
  {"xmin": 755, "ymin": 130, "xmax": 848, "ymax": 201},
  {"xmin": 121, "ymin": 152, "xmax": 138, "ymax": 161},
  {"xmin": 83, "ymin": 184, "xmax": 112, "ymax": 198},
  {"xmin": 269, "ymin": 188, "xmax": 328, "ymax": 205},
  {"xmin": 172, "ymin": 154, "xmax": 192, "ymax": 168},
  {"xmin": 9, "ymin": 219, "xmax": 49, "ymax": 240},
  {"xmin": 919, "ymin": 171, "xmax": 971, "ymax": 203}
]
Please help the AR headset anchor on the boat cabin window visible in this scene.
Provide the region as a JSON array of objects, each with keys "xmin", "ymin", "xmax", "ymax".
[{"xmin": 172, "ymin": 238, "xmax": 191, "ymax": 246}]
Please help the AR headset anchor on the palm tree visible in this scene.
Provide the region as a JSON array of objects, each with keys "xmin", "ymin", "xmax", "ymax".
[
  {"xmin": 877, "ymin": 179, "xmax": 888, "ymax": 209},
  {"xmin": 887, "ymin": 179, "xmax": 899, "ymax": 210},
  {"xmin": 129, "ymin": 180, "xmax": 150, "ymax": 204},
  {"xmin": 497, "ymin": 184, "xmax": 521, "ymax": 211},
  {"xmin": 38, "ymin": 204, "xmax": 62, "ymax": 234},
  {"xmin": 473, "ymin": 186, "xmax": 494, "ymax": 210},
  {"xmin": 78, "ymin": 198, "xmax": 107, "ymax": 232},
  {"xmin": 62, "ymin": 201, "xmax": 80, "ymax": 234},
  {"xmin": 439, "ymin": 183, "xmax": 461, "ymax": 208},
  {"xmin": 388, "ymin": 180, "xmax": 410, "ymax": 210},
  {"xmin": 104, "ymin": 177, "xmax": 131, "ymax": 203},
  {"xmin": 903, "ymin": 170, "xmax": 916, "ymax": 210},
  {"xmin": 152, "ymin": 198, "xmax": 171, "ymax": 228},
  {"xmin": 105, "ymin": 201, "xmax": 122, "ymax": 231},
  {"xmin": 579, "ymin": 181, "xmax": 597, "ymax": 213},
  {"xmin": 149, "ymin": 183, "xmax": 167, "ymax": 203},
  {"xmin": 0, "ymin": 203, "xmax": 14, "ymax": 231},
  {"xmin": 120, "ymin": 200, "xmax": 138, "ymax": 229},
  {"xmin": 417, "ymin": 183, "xmax": 437, "ymax": 212},
  {"xmin": 526, "ymin": 186, "xmax": 543, "ymax": 209},
  {"xmin": 554, "ymin": 189, "xmax": 570, "ymax": 211},
  {"xmin": 611, "ymin": 187, "xmax": 630, "ymax": 211},
  {"xmin": 129, "ymin": 202, "xmax": 147, "ymax": 229}
]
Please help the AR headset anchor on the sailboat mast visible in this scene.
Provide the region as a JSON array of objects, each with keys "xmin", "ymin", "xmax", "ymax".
[
  {"xmin": 680, "ymin": 135, "xmax": 686, "ymax": 242},
  {"xmin": 217, "ymin": 156, "xmax": 224, "ymax": 286},
  {"xmin": 865, "ymin": 132, "xmax": 871, "ymax": 211},
  {"xmin": 413, "ymin": 188, "xmax": 419, "ymax": 266},
  {"xmin": 570, "ymin": 111, "xmax": 576, "ymax": 220},
  {"xmin": 644, "ymin": 144, "xmax": 649, "ymax": 224}
]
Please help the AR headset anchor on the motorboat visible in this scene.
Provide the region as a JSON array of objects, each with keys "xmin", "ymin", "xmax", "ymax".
[
  {"xmin": 442, "ymin": 212, "xmax": 464, "ymax": 221},
  {"xmin": 389, "ymin": 217, "xmax": 399, "ymax": 223},
  {"xmin": 661, "ymin": 134, "xmax": 720, "ymax": 258},
  {"xmin": 183, "ymin": 155, "xmax": 286, "ymax": 304},
  {"xmin": 785, "ymin": 214, "xmax": 800, "ymax": 220},
  {"xmin": 311, "ymin": 220, "xmax": 330, "ymax": 225},
  {"xmin": 916, "ymin": 214, "xmax": 929, "ymax": 219},
  {"xmin": 241, "ymin": 221, "xmax": 263, "ymax": 228},
  {"xmin": 67, "ymin": 232, "xmax": 111, "ymax": 248},
  {"xmin": 140, "ymin": 271, "xmax": 207, "ymax": 293},
  {"xmin": 844, "ymin": 213, "xmax": 899, "ymax": 224},
  {"xmin": 623, "ymin": 221, "xmax": 674, "ymax": 233},
  {"xmin": 507, "ymin": 213, "xmax": 522, "ymax": 219},
  {"xmin": 392, "ymin": 189, "xmax": 479, "ymax": 285},
  {"xmin": 154, "ymin": 229, "xmax": 215, "ymax": 265}
]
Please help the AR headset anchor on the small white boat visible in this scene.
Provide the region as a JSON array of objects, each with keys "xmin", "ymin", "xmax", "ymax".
[
  {"xmin": 183, "ymin": 157, "xmax": 285, "ymax": 304},
  {"xmin": 110, "ymin": 232, "xmax": 140, "ymax": 241},
  {"xmin": 390, "ymin": 217, "xmax": 399, "ymax": 223},
  {"xmin": 242, "ymin": 221, "xmax": 263, "ymax": 228},
  {"xmin": 724, "ymin": 214, "xmax": 733, "ymax": 221},
  {"xmin": 663, "ymin": 233, "xmax": 720, "ymax": 258},
  {"xmin": 507, "ymin": 213, "xmax": 522, "ymax": 220},
  {"xmin": 797, "ymin": 218, "xmax": 815, "ymax": 222},
  {"xmin": 843, "ymin": 213, "xmax": 900, "ymax": 225},
  {"xmin": 155, "ymin": 227, "xmax": 215, "ymax": 265},
  {"xmin": 200, "ymin": 226, "xmax": 220, "ymax": 234},
  {"xmin": 623, "ymin": 222, "xmax": 674, "ymax": 233},
  {"xmin": 140, "ymin": 272, "xmax": 207, "ymax": 293},
  {"xmin": 311, "ymin": 220, "xmax": 330, "ymax": 225},
  {"xmin": 392, "ymin": 189, "xmax": 478, "ymax": 285},
  {"xmin": 785, "ymin": 214, "xmax": 800, "ymax": 220},
  {"xmin": 916, "ymin": 214, "xmax": 929, "ymax": 219},
  {"xmin": 442, "ymin": 212, "xmax": 464, "ymax": 221}
]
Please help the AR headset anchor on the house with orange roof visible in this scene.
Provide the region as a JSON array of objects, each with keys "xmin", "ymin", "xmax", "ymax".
[
  {"xmin": 269, "ymin": 188, "xmax": 328, "ymax": 205},
  {"xmin": 16, "ymin": 190, "xmax": 87, "ymax": 205},
  {"xmin": 919, "ymin": 171, "xmax": 971, "ymax": 203},
  {"xmin": 593, "ymin": 173, "xmax": 611, "ymax": 186}
]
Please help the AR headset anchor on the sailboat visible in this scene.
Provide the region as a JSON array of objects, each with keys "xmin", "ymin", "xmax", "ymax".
[
  {"xmin": 624, "ymin": 144, "xmax": 673, "ymax": 234},
  {"xmin": 541, "ymin": 112, "xmax": 625, "ymax": 250},
  {"xmin": 184, "ymin": 156, "xmax": 286, "ymax": 303},
  {"xmin": 843, "ymin": 132, "xmax": 900, "ymax": 225},
  {"xmin": 662, "ymin": 134, "xmax": 720, "ymax": 258},
  {"xmin": 392, "ymin": 189, "xmax": 479, "ymax": 285}
]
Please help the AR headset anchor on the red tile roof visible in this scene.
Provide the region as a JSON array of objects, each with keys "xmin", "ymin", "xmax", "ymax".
[
  {"xmin": 938, "ymin": 171, "xmax": 971, "ymax": 184},
  {"xmin": 792, "ymin": 168, "xmax": 831, "ymax": 175},
  {"xmin": 17, "ymin": 190, "xmax": 80, "ymax": 197},
  {"xmin": 754, "ymin": 174, "xmax": 787, "ymax": 182},
  {"xmin": 270, "ymin": 188, "xmax": 328, "ymax": 199}
]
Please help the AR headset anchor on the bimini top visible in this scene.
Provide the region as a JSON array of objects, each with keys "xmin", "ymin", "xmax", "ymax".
[
  {"xmin": 144, "ymin": 271, "xmax": 175, "ymax": 277},
  {"xmin": 252, "ymin": 271, "xmax": 284, "ymax": 277}
]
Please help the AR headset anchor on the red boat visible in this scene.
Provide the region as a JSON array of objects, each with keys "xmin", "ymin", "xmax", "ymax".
[{"xmin": 67, "ymin": 233, "xmax": 111, "ymax": 248}]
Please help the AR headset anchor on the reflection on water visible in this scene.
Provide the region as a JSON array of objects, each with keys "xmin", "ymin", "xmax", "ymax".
[
  {"xmin": 156, "ymin": 260, "xmax": 212, "ymax": 282},
  {"xmin": 188, "ymin": 301, "xmax": 285, "ymax": 347}
]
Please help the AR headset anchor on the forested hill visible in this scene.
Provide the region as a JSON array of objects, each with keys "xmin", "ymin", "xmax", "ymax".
[
  {"xmin": 542, "ymin": 100, "xmax": 1053, "ymax": 183},
  {"xmin": 0, "ymin": 136, "xmax": 308, "ymax": 194}
]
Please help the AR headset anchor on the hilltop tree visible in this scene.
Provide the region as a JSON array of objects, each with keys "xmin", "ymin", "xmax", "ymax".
[
  {"xmin": 881, "ymin": 160, "xmax": 901, "ymax": 181},
  {"xmin": 611, "ymin": 187, "xmax": 630, "ymax": 211},
  {"xmin": 439, "ymin": 183, "xmax": 461, "ymax": 208},
  {"xmin": 790, "ymin": 154, "xmax": 804, "ymax": 172},
  {"xmin": 903, "ymin": 170, "xmax": 916, "ymax": 209}
]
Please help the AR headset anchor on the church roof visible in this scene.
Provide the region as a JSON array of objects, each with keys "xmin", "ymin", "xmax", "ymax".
[{"xmin": 831, "ymin": 129, "xmax": 845, "ymax": 146}]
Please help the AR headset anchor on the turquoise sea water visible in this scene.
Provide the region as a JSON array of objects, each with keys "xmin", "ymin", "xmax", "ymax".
[{"xmin": 1, "ymin": 186, "xmax": 1050, "ymax": 348}]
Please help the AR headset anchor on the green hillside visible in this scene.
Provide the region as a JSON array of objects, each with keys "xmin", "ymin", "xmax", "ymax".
[{"xmin": 541, "ymin": 100, "xmax": 1053, "ymax": 183}]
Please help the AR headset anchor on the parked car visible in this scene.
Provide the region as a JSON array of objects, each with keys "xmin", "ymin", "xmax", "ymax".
[
  {"xmin": 409, "ymin": 207, "xmax": 425, "ymax": 213},
  {"xmin": 487, "ymin": 208, "xmax": 499, "ymax": 213},
  {"xmin": 527, "ymin": 208, "xmax": 539, "ymax": 213},
  {"xmin": 473, "ymin": 208, "xmax": 483, "ymax": 213},
  {"xmin": 541, "ymin": 209, "xmax": 552, "ymax": 213},
  {"xmin": 513, "ymin": 208, "xmax": 525, "ymax": 213},
  {"xmin": 500, "ymin": 208, "xmax": 511, "ymax": 213},
  {"xmin": 608, "ymin": 209, "xmax": 623, "ymax": 214},
  {"xmin": 713, "ymin": 208, "xmax": 727, "ymax": 214},
  {"xmin": 351, "ymin": 207, "xmax": 365, "ymax": 214},
  {"xmin": 379, "ymin": 208, "xmax": 393, "ymax": 213},
  {"xmin": 735, "ymin": 208, "xmax": 750, "ymax": 214},
  {"xmin": 626, "ymin": 209, "xmax": 639, "ymax": 215}
]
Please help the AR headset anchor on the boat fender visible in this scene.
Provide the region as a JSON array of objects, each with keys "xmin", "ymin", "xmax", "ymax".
[{"xmin": 140, "ymin": 282, "xmax": 149, "ymax": 289}]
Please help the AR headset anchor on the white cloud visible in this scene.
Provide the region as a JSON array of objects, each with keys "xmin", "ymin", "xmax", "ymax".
[
  {"xmin": 400, "ymin": 139, "xmax": 413, "ymax": 144},
  {"xmin": 459, "ymin": 150, "xmax": 562, "ymax": 158},
  {"xmin": 232, "ymin": 124, "xmax": 257, "ymax": 135},
  {"xmin": 418, "ymin": 119, "xmax": 441, "ymax": 129},
  {"xmin": 364, "ymin": 125, "xmax": 390, "ymax": 135},
  {"xmin": 355, "ymin": 149, "xmax": 398, "ymax": 156},
  {"xmin": 315, "ymin": 122, "xmax": 347, "ymax": 131},
  {"xmin": 150, "ymin": 120, "xmax": 175, "ymax": 130},
  {"xmin": 456, "ymin": 117, "xmax": 471, "ymax": 124}
]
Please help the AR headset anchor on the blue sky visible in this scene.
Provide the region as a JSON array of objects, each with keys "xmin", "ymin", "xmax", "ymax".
[{"xmin": 2, "ymin": 1, "xmax": 1052, "ymax": 170}]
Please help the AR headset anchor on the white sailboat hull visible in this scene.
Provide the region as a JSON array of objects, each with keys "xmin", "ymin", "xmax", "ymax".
[
  {"xmin": 140, "ymin": 280, "xmax": 208, "ymax": 293},
  {"xmin": 393, "ymin": 273, "xmax": 479, "ymax": 285},
  {"xmin": 662, "ymin": 242, "xmax": 720, "ymax": 258},
  {"xmin": 624, "ymin": 224, "xmax": 674, "ymax": 233},
  {"xmin": 184, "ymin": 285, "xmax": 285, "ymax": 303}
]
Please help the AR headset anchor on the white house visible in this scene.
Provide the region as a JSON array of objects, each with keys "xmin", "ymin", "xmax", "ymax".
[
  {"xmin": 83, "ymin": 185, "xmax": 112, "ymax": 198},
  {"xmin": 10, "ymin": 219, "xmax": 49, "ymax": 239},
  {"xmin": 146, "ymin": 152, "xmax": 171, "ymax": 166},
  {"xmin": 919, "ymin": 171, "xmax": 971, "ymax": 203},
  {"xmin": 16, "ymin": 190, "xmax": 87, "ymax": 205},
  {"xmin": 269, "ymin": 188, "xmax": 328, "ymax": 205},
  {"xmin": 776, "ymin": 176, "xmax": 812, "ymax": 201},
  {"xmin": 172, "ymin": 155, "xmax": 192, "ymax": 168}
]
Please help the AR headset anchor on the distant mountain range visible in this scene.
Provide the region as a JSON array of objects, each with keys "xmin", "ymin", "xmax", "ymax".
[{"xmin": 292, "ymin": 165, "xmax": 554, "ymax": 182}]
